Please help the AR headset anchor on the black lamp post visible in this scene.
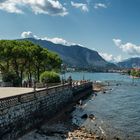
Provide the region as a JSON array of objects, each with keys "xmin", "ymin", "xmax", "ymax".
[{"xmin": 61, "ymin": 64, "xmax": 66, "ymax": 84}]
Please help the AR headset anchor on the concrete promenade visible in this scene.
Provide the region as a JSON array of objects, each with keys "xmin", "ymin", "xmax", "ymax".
[
  {"xmin": 0, "ymin": 80, "xmax": 91, "ymax": 99},
  {"xmin": 0, "ymin": 87, "xmax": 43, "ymax": 99}
]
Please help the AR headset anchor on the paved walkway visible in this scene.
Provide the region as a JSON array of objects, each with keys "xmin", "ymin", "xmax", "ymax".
[{"xmin": 0, "ymin": 87, "xmax": 37, "ymax": 99}]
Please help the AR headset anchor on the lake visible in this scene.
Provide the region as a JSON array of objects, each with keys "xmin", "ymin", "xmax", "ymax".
[{"xmin": 65, "ymin": 72, "xmax": 140, "ymax": 140}]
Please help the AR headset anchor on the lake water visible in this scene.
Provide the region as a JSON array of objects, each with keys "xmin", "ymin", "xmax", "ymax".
[{"xmin": 65, "ymin": 72, "xmax": 140, "ymax": 140}]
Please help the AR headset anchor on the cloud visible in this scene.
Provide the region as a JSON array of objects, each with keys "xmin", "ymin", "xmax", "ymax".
[
  {"xmin": 0, "ymin": 0, "xmax": 68, "ymax": 16},
  {"xmin": 71, "ymin": 1, "xmax": 89, "ymax": 12},
  {"xmin": 94, "ymin": 3, "xmax": 107, "ymax": 9},
  {"xmin": 113, "ymin": 39, "xmax": 122, "ymax": 47},
  {"xmin": 99, "ymin": 52, "xmax": 122, "ymax": 63},
  {"xmin": 0, "ymin": 0, "xmax": 23, "ymax": 14},
  {"xmin": 42, "ymin": 37, "xmax": 76, "ymax": 46},
  {"xmin": 21, "ymin": 31, "xmax": 81, "ymax": 46},
  {"xmin": 113, "ymin": 39, "xmax": 140, "ymax": 56},
  {"xmin": 21, "ymin": 31, "xmax": 37, "ymax": 38}
]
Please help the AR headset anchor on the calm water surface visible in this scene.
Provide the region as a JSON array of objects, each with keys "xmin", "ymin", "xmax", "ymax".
[{"xmin": 66, "ymin": 72, "xmax": 140, "ymax": 139}]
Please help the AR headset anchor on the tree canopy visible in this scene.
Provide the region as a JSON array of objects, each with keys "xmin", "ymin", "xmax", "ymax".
[
  {"xmin": 130, "ymin": 69, "xmax": 140, "ymax": 78},
  {"xmin": 0, "ymin": 40, "xmax": 62, "ymax": 86}
]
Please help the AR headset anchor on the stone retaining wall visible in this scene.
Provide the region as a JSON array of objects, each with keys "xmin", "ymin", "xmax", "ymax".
[{"xmin": 0, "ymin": 82, "xmax": 92, "ymax": 140}]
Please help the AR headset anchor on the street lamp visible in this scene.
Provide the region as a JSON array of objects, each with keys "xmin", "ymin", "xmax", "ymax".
[{"xmin": 61, "ymin": 63, "xmax": 66, "ymax": 84}]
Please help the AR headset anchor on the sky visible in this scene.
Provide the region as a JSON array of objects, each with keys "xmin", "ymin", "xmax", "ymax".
[{"xmin": 0, "ymin": 0, "xmax": 140, "ymax": 62}]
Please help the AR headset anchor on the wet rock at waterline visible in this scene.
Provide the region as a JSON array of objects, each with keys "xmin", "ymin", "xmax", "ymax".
[{"xmin": 81, "ymin": 114, "xmax": 96, "ymax": 120}]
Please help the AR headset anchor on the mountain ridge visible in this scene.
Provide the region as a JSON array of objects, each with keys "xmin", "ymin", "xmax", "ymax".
[
  {"xmin": 21, "ymin": 38, "xmax": 117, "ymax": 69},
  {"xmin": 117, "ymin": 57, "xmax": 140, "ymax": 68}
]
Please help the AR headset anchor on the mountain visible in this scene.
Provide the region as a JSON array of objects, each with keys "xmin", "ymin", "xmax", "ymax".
[
  {"xmin": 22, "ymin": 38, "xmax": 117, "ymax": 69},
  {"xmin": 117, "ymin": 57, "xmax": 140, "ymax": 68}
]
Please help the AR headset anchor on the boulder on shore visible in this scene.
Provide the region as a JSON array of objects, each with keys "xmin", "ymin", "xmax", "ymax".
[
  {"xmin": 81, "ymin": 114, "xmax": 88, "ymax": 119},
  {"xmin": 88, "ymin": 114, "xmax": 96, "ymax": 120}
]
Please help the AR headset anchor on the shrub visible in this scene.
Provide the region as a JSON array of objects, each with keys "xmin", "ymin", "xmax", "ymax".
[
  {"xmin": 2, "ymin": 71, "xmax": 21, "ymax": 86},
  {"xmin": 40, "ymin": 71, "xmax": 60, "ymax": 83},
  {"xmin": 130, "ymin": 69, "xmax": 140, "ymax": 77}
]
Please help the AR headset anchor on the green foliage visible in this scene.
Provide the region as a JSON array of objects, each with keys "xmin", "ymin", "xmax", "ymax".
[
  {"xmin": 2, "ymin": 71, "xmax": 21, "ymax": 86},
  {"xmin": 40, "ymin": 71, "xmax": 60, "ymax": 83},
  {"xmin": 130, "ymin": 69, "xmax": 140, "ymax": 77},
  {"xmin": 127, "ymin": 70, "xmax": 131, "ymax": 75},
  {"xmin": 0, "ymin": 40, "xmax": 62, "ymax": 86},
  {"xmin": 2, "ymin": 72, "xmax": 15, "ymax": 82}
]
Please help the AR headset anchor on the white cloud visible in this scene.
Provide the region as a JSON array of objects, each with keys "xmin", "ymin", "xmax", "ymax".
[
  {"xmin": 0, "ymin": 0, "xmax": 23, "ymax": 14},
  {"xmin": 0, "ymin": 0, "xmax": 68, "ymax": 16},
  {"xmin": 99, "ymin": 52, "xmax": 113, "ymax": 62},
  {"xmin": 114, "ymin": 55, "xmax": 123, "ymax": 62},
  {"xmin": 94, "ymin": 3, "xmax": 107, "ymax": 9},
  {"xmin": 21, "ymin": 31, "xmax": 81, "ymax": 46},
  {"xmin": 113, "ymin": 39, "xmax": 122, "ymax": 47},
  {"xmin": 71, "ymin": 1, "xmax": 89, "ymax": 12},
  {"xmin": 99, "ymin": 52, "xmax": 122, "ymax": 63},
  {"xmin": 113, "ymin": 39, "xmax": 140, "ymax": 56},
  {"xmin": 21, "ymin": 31, "xmax": 36, "ymax": 38},
  {"xmin": 42, "ymin": 37, "xmax": 76, "ymax": 46}
]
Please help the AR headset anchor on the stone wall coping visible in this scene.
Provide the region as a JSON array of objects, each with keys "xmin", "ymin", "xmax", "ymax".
[
  {"xmin": 0, "ymin": 82, "xmax": 92, "ymax": 110},
  {"xmin": 0, "ymin": 83, "xmax": 69, "ymax": 100}
]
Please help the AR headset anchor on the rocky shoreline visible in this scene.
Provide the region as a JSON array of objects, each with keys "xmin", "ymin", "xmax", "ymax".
[
  {"xmin": 93, "ymin": 82, "xmax": 107, "ymax": 92},
  {"xmin": 19, "ymin": 80, "xmax": 140, "ymax": 140},
  {"xmin": 20, "ymin": 105, "xmax": 106, "ymax": 140},
  {"xmin": 20, "ymin": 82, "xmax": 113, "ymax": 140}
]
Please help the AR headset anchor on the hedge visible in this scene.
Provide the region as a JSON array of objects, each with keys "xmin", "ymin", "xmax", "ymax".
[{"xmin": 40, "ymin": 71, "xmax": 60, "ymax": 83}]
